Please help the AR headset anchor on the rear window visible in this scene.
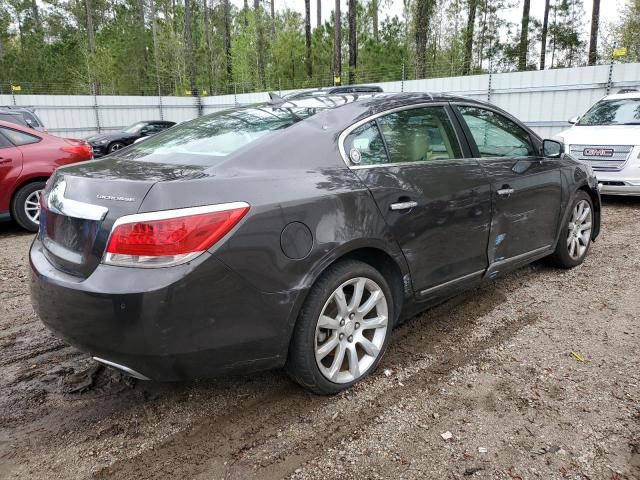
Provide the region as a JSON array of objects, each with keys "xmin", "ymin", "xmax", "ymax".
[
  {"xmin": 0, "ymin": 113, "xmax": 28, "ymax": 127},
  {"xmin": 118, "ymin": 106, "xmax": 322, "ymax": 166}
]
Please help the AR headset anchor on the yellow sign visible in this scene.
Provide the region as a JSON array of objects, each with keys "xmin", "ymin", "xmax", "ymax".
[
  {"xmin": 334, "ymin": 76, "xmax": 341, "ymax": 85},
  {"xmin": 184, "ymin": 90, "xmax": 192, "ymax": 95},
  {"xmin": 11, "ymin": 85, "xmax": 21, "ymax": 92},
  {"xmin": 613, "ymin": 47, "xmax": 627, "ymax": 57}
]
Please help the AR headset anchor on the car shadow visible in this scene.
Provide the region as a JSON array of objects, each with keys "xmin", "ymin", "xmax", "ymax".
[
  {"xmin": 600, "ymin": 194, "xmax": 640, "ymax": 208},
  {"xmin": 0, "ymin": 220, "xmax": 34, "ymax": 237}
]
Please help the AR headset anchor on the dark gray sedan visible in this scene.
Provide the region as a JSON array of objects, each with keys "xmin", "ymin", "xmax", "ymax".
[{"xmin": 30, "ymin": 93, "xmax": 601, "ymax": 394}]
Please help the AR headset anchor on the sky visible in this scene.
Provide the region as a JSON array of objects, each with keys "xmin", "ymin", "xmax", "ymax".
[{"xmin": 231, "ymin": 0, "xmax": 623, "ymax": 32}]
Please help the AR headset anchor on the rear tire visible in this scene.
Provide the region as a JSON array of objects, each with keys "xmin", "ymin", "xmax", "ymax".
[
  {"xmin": 548, "ymin": 190, "xmax": 593, "ymax": 268},
  {"xmin": 286, "ymin": 260, "xmax": 395, "ymax": 395},
  {"xmin": 11, "ymin": 181, "xmax": 46, "ymax": 232}
]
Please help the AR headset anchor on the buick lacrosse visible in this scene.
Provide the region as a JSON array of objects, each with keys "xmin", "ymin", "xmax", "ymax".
[{"xmin": 30, "ymin": 93, "xmax": 601, "ymax": 394}]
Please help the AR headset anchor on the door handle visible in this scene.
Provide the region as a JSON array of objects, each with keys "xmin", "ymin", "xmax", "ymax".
[
  {"xmin": 390, "ymin": 201, "xmax": 418, "ymax": 211},
  {"xmin": 497, "ymin": 188, "xmax": 515, "ymax": 197},
  {"xmin": 0, "ymin": 157, "xmax": 11, "ymax": 164}
]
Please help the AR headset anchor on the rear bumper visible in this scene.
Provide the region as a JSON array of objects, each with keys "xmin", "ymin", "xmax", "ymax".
[{"xmin": 29, "ymin": 237, "xmax": 299, "ymax": 380}]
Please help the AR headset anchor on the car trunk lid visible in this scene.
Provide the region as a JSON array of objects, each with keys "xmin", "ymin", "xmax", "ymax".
[{"xmin": 40, "ymin": 158, "xmax": 207, "ymax": 278}]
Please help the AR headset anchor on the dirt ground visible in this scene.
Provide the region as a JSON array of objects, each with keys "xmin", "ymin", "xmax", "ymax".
[{"xmin": 0, "ymin": 197, "xmax": 638, "ymax": 480}]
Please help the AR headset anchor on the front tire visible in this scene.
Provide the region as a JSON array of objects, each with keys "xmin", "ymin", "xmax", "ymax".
[
  {"xmin": 286, "ymin": 260, "xmax": 395, "ymax": 395},
  {"xmin": 548, "ymin": 190, "xmax": 593, "ymax": 268},
  {"xmin": 11, "ymin": 181, "xmax": 46, "ymax": 232},
  {"xmin": 108, "ymin": 142, "xmax": 126, "ymax": 153}
]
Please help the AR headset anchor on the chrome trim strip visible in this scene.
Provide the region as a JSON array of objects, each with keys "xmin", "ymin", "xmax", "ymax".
[
  {"xmin": 417, "ymin": 269, "xmax": 485, "ymax": 297},
  {"xmin": 47, "ymin": 180, "xmax": 108, "ymax": 221},
  {"xmin": 93, "ymin": 357, "xmax": 150, "ymax": 380},
  {"xmin": 110, "ymin": 201, "xmax": 250, "ymax": 228},
  {"xmin": 491, "ymin": 245, "xmax": 551, "ymax": 269},
  {"xmin": 337, "ymin": 101, "xmax": 452, "ymax": 169}
]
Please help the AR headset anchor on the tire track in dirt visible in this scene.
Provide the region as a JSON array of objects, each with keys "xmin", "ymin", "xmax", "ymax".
[{"xmin": 94, "ymin": 286, "xmax": 538, "ymax": 480}]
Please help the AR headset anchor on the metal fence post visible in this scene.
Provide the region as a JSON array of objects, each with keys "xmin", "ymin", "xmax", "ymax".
[
  {"xmin": 92, "ymin": 84, "xmax": 102, "ymax": 134},
  {"xmin": 487, "ymin": 71, "xmax": 493, "ymax": 103},
  {"xmin": 606, "ymin": 53, "xmax": 615, "ymax": 95},
  {"xmin": 234, "ymin": 83, "xmax": 238, "ymax": 106},
  {"xmin": 157, "ymin": 83, "xmax": 164, "ymax": 121},
  {"xmin": 401, "ymin": 64, "xmax": 405, "ymax": 92}
]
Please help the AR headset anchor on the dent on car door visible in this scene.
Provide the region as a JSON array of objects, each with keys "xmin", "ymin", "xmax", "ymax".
[
  {"xmin": 454, "ymin": 105, "xmax": 562, "ymax": 275},
  {"xmin": 0, "ymin": 130, "xmax": 24, "ymax": 211},
  {"xmin": 343, "ymin": 105, "xmax": 491, "ymax": 297}
]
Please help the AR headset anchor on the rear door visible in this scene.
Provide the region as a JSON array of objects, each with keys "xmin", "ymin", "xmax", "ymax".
[
  {"xmin": 344, "ymin": 104, "xmax": 492, "ymax": 296},
  {"xmin": 453, "ymin": 104, "xmax": 562, "ymax": 273},
  {"xmin": 0, "ymin": 130, "xmax": 24, "ymax": 211}
]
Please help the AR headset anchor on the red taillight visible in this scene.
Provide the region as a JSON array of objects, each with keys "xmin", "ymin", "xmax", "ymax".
[
  {"xmin": 104, "ymin": 203, "xmax": 249, "ymax": 267},
  {"xmin": 62, "ymin": 139, "xmax": 93, "ymax": 160}
]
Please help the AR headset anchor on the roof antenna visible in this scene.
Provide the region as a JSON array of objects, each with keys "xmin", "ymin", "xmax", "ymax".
[{"xmin": 268, "ymin": 92, "xmax": 286, "ymax": 106}]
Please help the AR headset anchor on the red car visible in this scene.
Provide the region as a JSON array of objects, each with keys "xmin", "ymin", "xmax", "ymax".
[{"xmin": 0, "ymin": 120, "xmax": 93, "ymax": 231}]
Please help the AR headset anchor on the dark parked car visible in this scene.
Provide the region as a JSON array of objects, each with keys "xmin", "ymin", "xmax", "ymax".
[
  {"xmin": 86, "ymin": 120, "xmax": 175, "ymax": 156},
  {"xmin": 30, "ymin": 93, "xmax": 601, "ymax": 394},
  {"xmin": 0, "ymin": 106, "xmax": 46, "ymax": 132},
  {"xmin": 0, "ymin": 120, "xmax": 92, "ymax": 231}
]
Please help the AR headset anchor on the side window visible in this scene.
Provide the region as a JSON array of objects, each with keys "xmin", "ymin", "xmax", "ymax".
[
  {"xmin": 0, "ymin": 127, "xmax": 40, "ymax": 146},
  {"xmin": 458, "ymin": 106, "xmax": 534, "ymax": 158},
  {"xmin": 344, "ymin": 122, "xmax": 389, "ymax": 166},
  {"xmin": 0, "ymin": 132, "xmax": 13, "ymax": 149},
  {"xmin": 377, "ymin": 107, "xmax": 462, "ymax": 163}
]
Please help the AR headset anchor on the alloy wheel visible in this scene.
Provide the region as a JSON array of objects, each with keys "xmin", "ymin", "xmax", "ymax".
[
  {"xmin": 567, "ymin": 199, "xmax": 592, "ymax": 260},
  {"xmin": 24, "ymin": 189, "xmax": 42, "ymax": 225},
  {"xmin": 314, "ymin": 277, "xmax": 389, "ymax": 384}
]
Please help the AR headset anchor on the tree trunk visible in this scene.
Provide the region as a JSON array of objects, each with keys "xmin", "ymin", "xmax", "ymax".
[
  {"xmin": 243, "ymin": 0, "xmax": 249, "ymax": 26},
  {"xmin": 203, "ymin": 0, "xmax": 214, "ymax": 94},
  {"xmin": 305, "ymin": 0, "xmax": 312, "ymax": 78},
  {"xmin": 588, "ymin": 0, "xmax": 600, "ymax": 65},
  {"xmin": 85, "ymin": 0, "xmax": 96, "ymax": 55},
  {"xmin": 348, "ymin": 0, "xmax": 357, "ymax": 84},
  {"xmin": 271, "ymin": 0, "xmax": 275, "ymax": 36},
  {"xmin": 518, "ymin": 0, "xmax": 530, "ymax": 71},
  {"xmin": 31, "ymin": 0, "xmax": 41, "ymax": 32},
  {"xmin": 255, "ymin": 0, "xmax": 266, "ymax": 88},
  {"xmin": 415, "ymin": 0, "xmax": 434, "ymax": 79},
  {"xmin": 334, "ymin": 0, "xmax": 341, "ymax": 84},
  {"xmin": 317, "ymin": 0, "xmax": 321, "ymax": 28},
  {"xmin": 540, "ymin": 0, "xmax": 550, "ymax": 70},
  {"xmin": 184, "ymin": 0, "xmax": 197, "ymax": 94},
  {"xmin": 150, "ymin": 0, "xmax": 162, "ymax": 95},
  {"xmin": 223, "ymin": 0, "xmax": 233, "ymax": 90},
  {"xmin": 372, "ymin": 0, "xmax": 378, "ymax": 41},
  {"xmin": 462, "ymin": 0, "xmax": 476, "ymax": 76}
]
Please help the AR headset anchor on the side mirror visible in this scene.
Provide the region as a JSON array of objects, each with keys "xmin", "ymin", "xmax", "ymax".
[
  {"xmin": 568, "ymin": 115, "xmax": 580, "ymax": 124},
  {"xmin": 543, "ymin": 139, "xmax": 563, "ymax": 159}
]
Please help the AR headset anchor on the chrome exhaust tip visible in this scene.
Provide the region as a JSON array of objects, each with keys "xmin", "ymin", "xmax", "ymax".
[{"xmin": 92, "ymin": 356, "xmax": 150, "ymax": 380}]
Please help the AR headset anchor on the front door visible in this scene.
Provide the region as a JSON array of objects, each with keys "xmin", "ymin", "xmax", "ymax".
[
  {"xmin": 454, "ymin": 105, "xmax": 562, "ymax": 271},
  {"xmin": 344, "ymin": 105, "xmax": 492, "ymax": 295}
]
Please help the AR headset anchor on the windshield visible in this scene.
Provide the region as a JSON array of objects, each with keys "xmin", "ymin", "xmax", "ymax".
[
  {"xmin": 577, "ymin": 98, "xmax": 640, "ymax": 126},
  {"xmin": 123, "ymin": 122, "xmax": 147, "ymax": 133},
  {"xmin": 117, "ymin": 105, "xmax": 322, "ymax": 166}
]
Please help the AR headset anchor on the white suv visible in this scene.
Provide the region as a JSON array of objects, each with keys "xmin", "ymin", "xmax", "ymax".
[{"xmin": 556, "ymin": 92, "xmax": 640, "ymax": 196}]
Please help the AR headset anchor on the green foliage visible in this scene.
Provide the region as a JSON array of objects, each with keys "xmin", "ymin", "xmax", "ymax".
[{"xmin": 0, "ymin": 0, "xmax": 613, "ymax": 96}]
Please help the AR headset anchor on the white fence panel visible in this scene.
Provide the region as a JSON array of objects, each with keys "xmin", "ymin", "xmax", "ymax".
[{"xmin": 1, "ymin": 63, "xmax": 638, "ymax": 139}]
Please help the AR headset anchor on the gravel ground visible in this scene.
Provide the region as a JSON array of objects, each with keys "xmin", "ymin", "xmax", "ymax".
[{"xmin": 0, "ymin": 197, "xmax": 638, "ymax": 480}]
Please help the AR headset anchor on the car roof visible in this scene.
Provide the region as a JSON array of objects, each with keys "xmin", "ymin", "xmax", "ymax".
[
  {"xmin": 0, "ymin": 118, "xmax": 43, "ymax": 133},
  {"xmin": 602, "ymin": 92, "xmax": 640, "ymax": 101},
  {"xmin": 277, "ymin": 91, "xmax": 486, "ymax": 113}
]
